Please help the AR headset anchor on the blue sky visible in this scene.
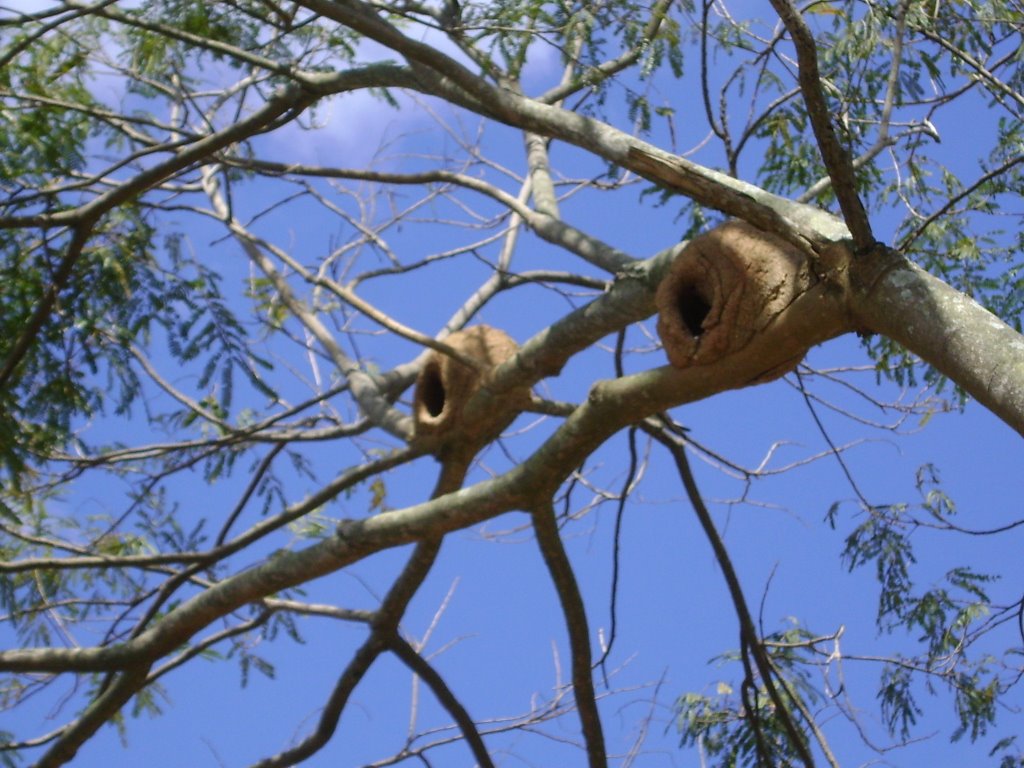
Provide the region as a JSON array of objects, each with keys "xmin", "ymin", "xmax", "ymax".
[{"xmin": 2, "ymin": 3, "xmax": 1023, "ymax": 767}]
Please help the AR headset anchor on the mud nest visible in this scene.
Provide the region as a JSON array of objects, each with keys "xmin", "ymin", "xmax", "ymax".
[
  {"xmin": 412, "ymin": 325, "xmax": 520, "ymax": 439},
  {"xmin": 655, "ymin": 221, "xmax": 813, "ymax": 380}
]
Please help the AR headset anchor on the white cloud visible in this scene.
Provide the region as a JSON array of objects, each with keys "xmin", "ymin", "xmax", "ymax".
[{"xmin": 262, "ymin": 88, "xmax": 421, "ymax": 167}]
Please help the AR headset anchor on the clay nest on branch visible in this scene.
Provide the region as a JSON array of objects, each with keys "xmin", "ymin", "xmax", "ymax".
[
  {"xmin": 413, "ymin": 325, "xmax": 526, "ymax": 452},
  {"xmin": 655, "ymin": 221, "xmax": 816, "ymax": 383}
]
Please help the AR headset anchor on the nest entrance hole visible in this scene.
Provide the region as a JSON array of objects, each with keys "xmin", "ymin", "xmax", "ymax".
[
  {"xmin": 676, "ymin": 284, "xmax": 711, "ymax": 337},
  {"xmin": 419, "ymin": 362, "xmax": 446, "ymax": 418}
]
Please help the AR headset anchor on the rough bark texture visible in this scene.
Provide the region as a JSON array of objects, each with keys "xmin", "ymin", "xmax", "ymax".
[{"xmin": 850, "ymin": 252, "xmax": 1024, "ymax": 436}]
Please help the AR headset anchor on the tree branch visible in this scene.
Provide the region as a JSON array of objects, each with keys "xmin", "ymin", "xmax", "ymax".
[
  {"xmin": 249, "ymin": 539, "xmax": 442, "ymax": 768},
  {"xmin": 200, "ymin": 166, "xmax": 414, "ymax": 441},
  {"xmin": 531, "ymin": 502, "xmax": 606, "ymax": 768},
  {"xmin": 387, "ymin": 635, "xmax": 495, "ymax": 768},
  {"xmin": 645, "ymin": 421, "xmax": 815, "ymax": 767},
  {"xmin": 769, "ymin": 0, "xmax": 874, "ymax": 249},
  {"xmin": 34, "ymin": 666, "xmax": 152, "ymax": 768},
  {"xmin": 221, "ymin": 157, "xmax": 636, "ymax": 272},
  {"xmin": 297, "ymin": 0, "xmax": 850, "ymax": 245}
]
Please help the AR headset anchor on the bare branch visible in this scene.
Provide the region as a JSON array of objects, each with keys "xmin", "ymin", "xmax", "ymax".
[
  {"xmin": 250, "ymin": 539, "xmax": 442, "ymax": 768},
  {"xmin": 769, "ymin": 0, "xmax": 874, "ymax": 249},
  {"xmin": 531, "ymin": 502, "xmax": 606, "ymax": 768},
  {"xmin": 645, "ymin": 421, "xmax": 816, "ymax": 768},
  {"xmin": 387, "ymin": 635, "xmax": 495, "ymax": 768}
]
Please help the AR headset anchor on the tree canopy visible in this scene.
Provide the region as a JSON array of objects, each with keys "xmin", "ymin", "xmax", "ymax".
[{"xmin": 1, "ymin": 1, "xmax": 1023, "ymax": 766}]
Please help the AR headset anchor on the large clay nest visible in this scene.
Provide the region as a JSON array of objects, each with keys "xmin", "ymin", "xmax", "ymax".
[
  {"xmin": 413, "ymin": 325, "xmax": 520, "ymax": 440},
  {"xmin": 655, "ymin": 221, "xmax": 814, "ymax": 380}
]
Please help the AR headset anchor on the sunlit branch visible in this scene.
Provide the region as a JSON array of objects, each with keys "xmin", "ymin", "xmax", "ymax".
[
  {"xmin": 524, "ymin": 131, "xmax": 560, "ymax": 218},
  {"xmin": 123, "ymin": 567, "xmax": 220, "ymax": 647},
  {"xmin": 2, "ymin": 3, "xmax": 1020, "ymax": 765},
  {"xmin": 878, "ymin": 0, "xmax": 910, "ymax": 143},
  {"xmin": 0, "ymin": 543, "xmax": 208, "ymax": 574},
  {"xmin": 0, "ymin": 270, "xmax": 854, "ymax": 680},
  {"xmin": 0, "ymin": 723, "xmax": 67, "ymax": 753},
  {"xmin": 222, "ymin": 157, "xmax": 636, "ymax": 271},
  {"xmin": 264, "ymin": 599, "xmax": 374, "ymax": 623},
  {"xmin": 299, "ymin": 0, "xmax": 849, "ymax": 244},
  {"xmin": 225, "ymin": 211, "xmax": 490, "ymax": 372}
]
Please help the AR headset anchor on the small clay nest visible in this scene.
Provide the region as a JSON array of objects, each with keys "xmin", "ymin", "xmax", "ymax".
[
  {"xmin": 412, "ymin": 325, "xmax": 519, "ymax": 438},
  {"xmin": 655, "ymin": 221, "xmax": 813, "ymax": 378}
]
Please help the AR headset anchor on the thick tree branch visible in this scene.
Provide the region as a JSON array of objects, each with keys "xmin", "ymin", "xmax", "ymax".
[
  {"xmin": 0, "ymin": 227, "xmax": 858, "ymax": 681},
  {"xmin": 4, "ymin": 4, "xmax": 1024, "ymax": 765},
  {"xmin": 297, "ymin": 0, "xmax": 849, "ymax": 246},
  {"xmin": 249, "ymin": 411, "xmax": 476, "ymax": 768},
  {"xmin": 849, "ymin": 251, "xmax": 1024, "ymax": 436},
  {"xmin": 34, "ymin": 666, "xmax": 152, "ymax": 768}
]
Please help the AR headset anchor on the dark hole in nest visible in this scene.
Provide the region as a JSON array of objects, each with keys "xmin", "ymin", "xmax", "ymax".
[
  {"xmin": 419, "ymin": 363, "xmax": 446, "ymax": 418},
  {"xmin": 676, "ymin": 285, "xmax": 711, "ymax": 337}
]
